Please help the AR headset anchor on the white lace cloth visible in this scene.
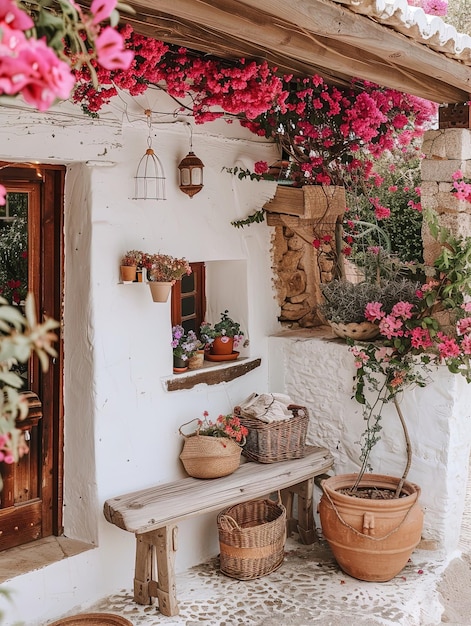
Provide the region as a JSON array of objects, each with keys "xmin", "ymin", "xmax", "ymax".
[{"xmin": 235, "ymin": 393, "xmax": 294, "ymax": 423}]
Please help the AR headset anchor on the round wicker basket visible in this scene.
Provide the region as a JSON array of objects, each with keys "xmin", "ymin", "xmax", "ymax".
[
  {"xmin": 48, "ymin": 614, "xmax": 132, "ymax": 625},
  {"xmin": 179, "ymin": 434, "xmax": 241, "ymax": 478}
]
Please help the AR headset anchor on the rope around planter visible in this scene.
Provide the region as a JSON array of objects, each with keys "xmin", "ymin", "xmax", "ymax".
[{"xmin": 321, "ymin": 484, "xmax": 420, "ymax": 542}]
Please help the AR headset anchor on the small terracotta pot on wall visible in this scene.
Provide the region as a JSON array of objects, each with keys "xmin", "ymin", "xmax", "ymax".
[
  {"xmin": 211, "ymin": 336, "xmax": 234, "ymax": 355},
  {"xmin": 120, "ymin": 265, "xmax": 137, "ymax": 283}
]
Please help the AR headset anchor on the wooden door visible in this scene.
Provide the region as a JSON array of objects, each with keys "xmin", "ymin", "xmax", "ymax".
[{"xmin": 0, "ymin": 164, "xmax": 64, "ymax": 550}]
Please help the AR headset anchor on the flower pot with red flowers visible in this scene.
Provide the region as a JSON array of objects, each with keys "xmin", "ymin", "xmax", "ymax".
[
  {"xmin": 179, "ymin": 412, "xmax": 248, "ymax": 479},
  {"xmin": 119, "ymin": 249, "xmax": 143, "ymax": 283},
  {"xmin": 145, "ymin": 253, "xmax": 191, "ymax": 302}
]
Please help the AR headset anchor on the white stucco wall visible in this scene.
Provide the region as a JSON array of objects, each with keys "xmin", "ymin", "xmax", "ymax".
[{"xmin": 0, "ymin": 93, "xmax": 282, "ymax": 625}]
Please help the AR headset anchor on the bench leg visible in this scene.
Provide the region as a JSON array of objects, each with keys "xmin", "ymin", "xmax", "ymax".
[
  {"xmin": 281, "ymin": 478, "xmax": 317, "ymax": 545},
  {"xmin": 134, "ymin": 526, "xmax": 179, "ymax": 616}
]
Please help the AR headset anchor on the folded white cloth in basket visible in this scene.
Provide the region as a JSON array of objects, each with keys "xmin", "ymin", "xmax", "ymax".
[{"xmin": 236, "ymin": 393, "xmax": 293, "ymax": 423}]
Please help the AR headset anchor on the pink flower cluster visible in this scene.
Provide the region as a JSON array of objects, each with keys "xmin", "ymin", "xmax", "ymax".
[
  {"xmin": 407, "ymin": 0, "xmax": 448, "ymax": 15},
  {"xmin": 0, "ymin": 0, "xmax": 75, "ymax": 111},
  {"xmin": 0, "ymin": 0, "xmax": 133, "ymax": 112},
  {"xmin": 364, "ymin": 296, "xmax": 471, "ymax": 360},
  {"xmin": 452, "ymin": 170, "xmax": 471, "ymax": 203},
  {"xmin": 72, "ymin": 30, "xmax": 283, "ymax": 120}
]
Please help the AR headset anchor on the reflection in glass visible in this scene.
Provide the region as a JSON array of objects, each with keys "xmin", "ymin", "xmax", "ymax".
[{"xmin": 0, "ymin": 191, "xmax": 28, "ymax": 381}]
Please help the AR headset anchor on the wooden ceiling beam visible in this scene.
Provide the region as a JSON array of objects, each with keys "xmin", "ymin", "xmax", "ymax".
[
  {"xmin": 238, "ymin": 0, "xmax": 471, "ymax": 100},
  {"xmin": 127, "ymin": 0, "xmax": 470, "ymax": 102}
]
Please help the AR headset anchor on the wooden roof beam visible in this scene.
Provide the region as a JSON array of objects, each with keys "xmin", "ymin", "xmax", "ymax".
[{"xmin": 129, "ymin": 0, "xmax": 470, "ymax": 102}]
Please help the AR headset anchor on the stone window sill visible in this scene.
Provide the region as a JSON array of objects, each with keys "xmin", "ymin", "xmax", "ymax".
[{"xmin": 162, "ymin": 357, "xmax": 261, "ymax": 392}]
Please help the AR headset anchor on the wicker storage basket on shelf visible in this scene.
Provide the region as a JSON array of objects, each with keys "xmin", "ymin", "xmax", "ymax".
[
  {"xmin": 217, "ymin": 498, "xmax": 286, "ymax": 580},
  {"xmin": 179, "ymin": 434, "xmax": 241, "ymax": 479},
  {"xmin": 233, "ymin": 404, "xmax": 309, "ymax": 463}
]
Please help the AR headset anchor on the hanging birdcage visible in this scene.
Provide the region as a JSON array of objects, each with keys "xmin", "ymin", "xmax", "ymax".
[{"xmin": 133, "ymin": 110, "xmax": 166, "ymax": 201}]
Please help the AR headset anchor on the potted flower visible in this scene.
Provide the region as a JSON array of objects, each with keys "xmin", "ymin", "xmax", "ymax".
[
  {"xmin": 171, "ymin": 325, "xmax": 201, "ymax": 372},
  {"xmin": 119, "ymin": 249, "xmax": 143, "ymax": 283},
  {"xmin": 200, "ymin": 310, "xmax": 245, "ymax": 356},
  {"xmin": 319, "ymin": 277, "xmax": 421, "ymax": 340},
  {"xmin": 145, "ymin": 253, "xmax": 192, "ymax": 302},
  {"xmin": 179, "ymin": 411, "xmax": 248, "ymax": 478},
  {"xmin": 318, "ymin": 211, "xmax": 471, "ymax": 583}
]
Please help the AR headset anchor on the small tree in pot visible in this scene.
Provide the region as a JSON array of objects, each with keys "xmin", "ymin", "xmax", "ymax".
[{"xmin": 318, "ymin": 210, "xmax": 471, "ymax": 582}]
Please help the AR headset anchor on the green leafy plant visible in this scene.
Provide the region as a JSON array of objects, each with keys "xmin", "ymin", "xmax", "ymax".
[
  {"xmin": 200, "ymin": 311, "xmax": 244, "ymax": 347},
  {"xmin": 0, "ymin": 295, "xmax": 58, "ymax": 491}
]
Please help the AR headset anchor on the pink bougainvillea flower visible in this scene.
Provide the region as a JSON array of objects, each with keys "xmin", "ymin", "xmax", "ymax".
[
  {"xmin": 0, "ymin": 0, "xmax": 33, "ymax": 30},
  {"xmin": 95, "ymin": 27, "xmax": 134, "ymax": 70},
  {"xmin": 254, "ymin": 160, "xmax": 269, "ymax": 175},
  {"xmin": 378, "ymin": 314, "xmax": 404, "ymax": 339},
  {"xmin": 391, "ymin": 301, "xmax": 414, "ymax": 320},
  {"xmin": 457, "ymin": 317, "xmax": 471, "ymax": 336},
  {"xmin": 365, "ymin": 301, "xmax": 384, "ymax": 322},
  {"xmin": 410, "ymin": 327, "xmax": 433, "ymax": 350},
  {"xmin": 0, "ymin": 183, "xmax": 6, "ymax": 205},
  {"xmin": 90, "ymin": 0, "xmax": 117, "ymax": 24},
  {"xmin": 0, "ymin": 35, "xmax": 75, "ymax": 110}
]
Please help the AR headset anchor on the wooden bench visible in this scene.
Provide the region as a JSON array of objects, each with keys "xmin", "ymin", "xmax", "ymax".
[{"xmin": 103, "ymin": 445, "xmax": 334, "ymax": 617}]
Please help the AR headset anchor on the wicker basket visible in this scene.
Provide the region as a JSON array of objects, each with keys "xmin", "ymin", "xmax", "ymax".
[
  {"xmin": 234, "ymin": 404, "xmax": 308, "ymax": 463},
  {"xmin": 49, "ymin": 614, "xmax": 133, "ymax": 625},
  {"xmin": 179, "ymin": 434, "xmax": 241, "ymax": 479},
  {"xmin": 217, "ymin": 498, "xmax": 286, "ymax": 580}
]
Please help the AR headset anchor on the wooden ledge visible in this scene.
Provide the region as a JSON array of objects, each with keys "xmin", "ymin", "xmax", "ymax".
[{"xmin": 163, "ymin": 357, "xmax": 262, "ymax": 392}]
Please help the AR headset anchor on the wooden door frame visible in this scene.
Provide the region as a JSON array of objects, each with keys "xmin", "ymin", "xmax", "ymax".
[{"xmin": 0, "ymin": 162, "xmax": 65, "ymax": 540}]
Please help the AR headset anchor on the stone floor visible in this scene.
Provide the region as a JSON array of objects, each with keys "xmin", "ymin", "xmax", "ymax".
[{"xmin": 51, "ymin": 469, "xmax": 471, "ymax": 626}]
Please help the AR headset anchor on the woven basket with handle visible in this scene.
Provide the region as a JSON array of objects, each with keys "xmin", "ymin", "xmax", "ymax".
[
  {"xmin": 217, "ymin": 498, "xmax": 286, "ymax": 580},
  {"xmin": 234, "ymin": 404, "xmax": 308, "ymax": 463},
  {"xmin": 179, "ymin": 432, "xmax": 241, "ymax": 479}
]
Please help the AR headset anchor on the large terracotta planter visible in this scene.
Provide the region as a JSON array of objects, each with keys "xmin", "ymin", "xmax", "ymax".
[
  {"xmin": 211, "ymin": 336, "xmax": 234, "ymax": 355},
  {"xmin": 319, "ymin": 473, "xmax": 423, "ymax": 582}
]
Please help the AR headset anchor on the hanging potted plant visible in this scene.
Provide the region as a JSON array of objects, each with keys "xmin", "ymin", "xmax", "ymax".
[
  {"xmin": 318, "ymin": 211, "xmax": 471, "ymax": 582},
  {"xmin": 200, "ymin": 310, "xmax": 245, "ymax": 357},
  {"xmin": 145, "ymin": 253, "xmax": 191, "ymax": 302},
  {"xmin": 179, "ymin": 411, "xmax": 248, "ymax": 479}
]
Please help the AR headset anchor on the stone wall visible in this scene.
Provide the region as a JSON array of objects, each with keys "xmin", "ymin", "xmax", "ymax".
[
  {"xmin": 421, "ymin": 128, "xmax": 471, "ymax": 264},
  {"xmin": 267, "ymin": 185, "xmax": 346, "ymax": 328}
]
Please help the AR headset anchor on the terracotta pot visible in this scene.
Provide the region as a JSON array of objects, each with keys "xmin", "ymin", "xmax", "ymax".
[
  {"xmin": 120, "ymin": 265, "xmax": 137, "ymax": 283},
  {"xmin": 149, "ymin": 281, "xmax": 173, "ymax": 302},
  {"xmin": 211, "ymin": 336, "xmax": 234, "ymax": 355},
  {"xmin": 319, "ymin": 473, "xmax": 423, "ymax": 582},
  {"xmin": 173, "ymin": 355, "xmax": 188, "ymax": 373}
]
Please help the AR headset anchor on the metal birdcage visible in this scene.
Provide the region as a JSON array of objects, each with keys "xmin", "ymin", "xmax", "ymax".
[{"xmin": 133, "ymin": 109, "xmax": 166, "ymax": 201}]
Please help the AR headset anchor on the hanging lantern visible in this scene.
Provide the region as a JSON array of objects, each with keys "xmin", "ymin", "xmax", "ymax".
[
  {"xmin": 178, "ymin": 123, "xmax": 204, "ymax": 198},
  {"xmin": 133, "ymin": 109, "xmax": 166, "ymax": 201}
]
